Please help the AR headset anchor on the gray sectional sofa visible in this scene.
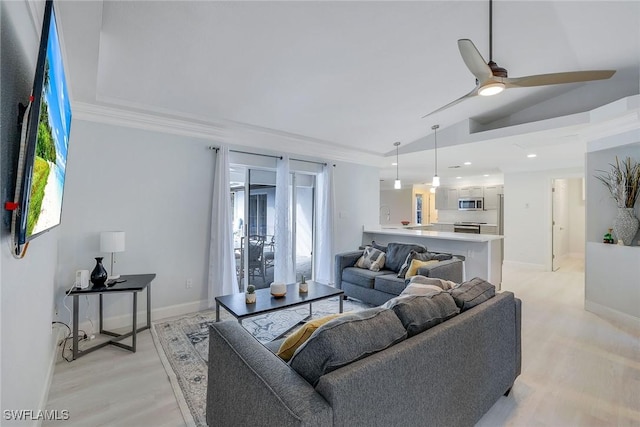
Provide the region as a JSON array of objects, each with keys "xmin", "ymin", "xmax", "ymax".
[
  {"xmin": 206, "ymin": 290, "xmax": 521, "ymax": 427},
  {"xmin": 335, "ymin": 242, "xmax": 464, "ymax": 306}
]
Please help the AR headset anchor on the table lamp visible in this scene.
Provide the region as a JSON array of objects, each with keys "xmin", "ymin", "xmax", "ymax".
[{"xmin": 100, "ymin": 231, "xmax": 125, "ymax": 279}]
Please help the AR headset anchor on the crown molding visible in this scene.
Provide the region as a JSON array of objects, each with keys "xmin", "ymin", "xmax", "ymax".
[{"xmin": 72, "ymin": 101, "xmax": 384, "ymax": 167}]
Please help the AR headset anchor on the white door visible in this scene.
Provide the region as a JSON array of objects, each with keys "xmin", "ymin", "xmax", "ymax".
[{"xmin": 552, "ymin": 179, "xmax": 570, "ymax": 271}]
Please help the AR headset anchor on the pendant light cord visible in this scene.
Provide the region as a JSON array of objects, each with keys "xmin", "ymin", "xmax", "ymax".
[{"xmin": 432, "ymin": 125, "xmax": 439, "ymax": 177}]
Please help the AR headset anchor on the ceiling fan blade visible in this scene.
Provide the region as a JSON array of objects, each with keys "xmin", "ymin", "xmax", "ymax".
[
  {"xmin": 422, "ymin": 86, "xmax": 479, "ymax": 118},
  {"xmin": 505, "ymin": 70, "xmax": 616, "ymax": 88},
  {"xmin": 458, "ymin": 39, "xmax": 493, "ymax": 83}
]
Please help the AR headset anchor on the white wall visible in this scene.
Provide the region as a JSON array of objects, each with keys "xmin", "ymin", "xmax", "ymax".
[
  {"xmin": 333, "ymin": 162, "xmax": 379, "ymax": 254},
  {"xmin": 379, "ymin": 188, "xmax": 412, "ymax": 224},
  {"xmin": 504, "ymin": 167, "xmax": 583, "ymax": 270},
  {"xmin": 1, "ymin": 1, "xmax": 62, "ymax": 422},
  {"xmin": 55, "ymin": 120, "xmax": 215, "ymax": 328},
  {"xmin": 568, "ymin": 178, "xmax": 585, "ymax": 255}
]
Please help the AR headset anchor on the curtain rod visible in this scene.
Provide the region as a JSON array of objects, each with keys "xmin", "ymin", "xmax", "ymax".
[
  {"xmin": 208, "ymin": 146, "xmax": 282, "ymax": 160},
  {"xmin": 209, "ymin": 146, "xmax": 334, "ymax": 166}
]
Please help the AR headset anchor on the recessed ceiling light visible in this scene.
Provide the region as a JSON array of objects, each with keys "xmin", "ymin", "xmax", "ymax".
[
  {"xmin": 464, "ymin": 162, "xmax": 472, "ymax": 165},
  {"xmin": 456, "ymin": 176, "xmax": 462, "ymax": 179},
  {"xmin": 484, "ymin": 174, "xmax": 490, "ymax": 177},
  {"xmin": 392, "ymin": 162, "xmax": 397, "ymax": 166},
  {"xmin": 527, "ymin": 154, "xmax": 537, "ymax": 158}
]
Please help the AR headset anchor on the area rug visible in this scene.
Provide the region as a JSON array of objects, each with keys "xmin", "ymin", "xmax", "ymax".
[{"xmin": 151, "ymin": 297, "xmax": 371, "ymax": 427}]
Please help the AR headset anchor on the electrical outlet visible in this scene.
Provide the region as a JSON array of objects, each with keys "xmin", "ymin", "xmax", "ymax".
[{"xmin": 185, "ymin": 279, "xmax": 193, "ymax": 289}]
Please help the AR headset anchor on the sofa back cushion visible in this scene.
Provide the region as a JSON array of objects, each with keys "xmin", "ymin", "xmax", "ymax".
[
  {"xmin": 289, "ymin": 307, "xmax": 407, "ymax": 386},
  {"xmin": 449, "ymin": 277, "xmax": 495, "ymax": 311},
  {"xmin": 385, "ymin": 243, "xmax": 426, "ymax": 273},
  {"xmin": 384, "ymin": 292, "xmax": 460, "ymax": 337}
]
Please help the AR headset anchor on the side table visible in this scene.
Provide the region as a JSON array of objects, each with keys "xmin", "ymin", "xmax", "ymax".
[{"xmin": 67, "ymin": 273, "xmax": 155, "ymax": 360}]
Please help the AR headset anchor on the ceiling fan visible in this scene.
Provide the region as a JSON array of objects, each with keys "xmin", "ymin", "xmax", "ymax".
[{"xmin": 422, "ymin": 0, "xmax": 616, "ymax": 118}]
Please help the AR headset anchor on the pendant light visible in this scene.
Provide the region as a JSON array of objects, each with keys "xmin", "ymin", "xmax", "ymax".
[
  {"xmin": 431, "ymin": 125, "xmax": 440, "ymax": 188},
  {"xmin": 394, "ymin": 141, "xmax": 401, "ymax": 189}
]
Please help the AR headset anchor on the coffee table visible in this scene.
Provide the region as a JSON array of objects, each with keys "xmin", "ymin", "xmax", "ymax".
[{"xmin": 215, "ymin": 281, "xmax": 344, "ymax": 326}]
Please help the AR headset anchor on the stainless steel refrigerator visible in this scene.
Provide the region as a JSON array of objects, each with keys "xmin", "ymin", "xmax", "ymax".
[{"xmin": 497, "ymin": 194, "xmax": 505, "ymax": 288}]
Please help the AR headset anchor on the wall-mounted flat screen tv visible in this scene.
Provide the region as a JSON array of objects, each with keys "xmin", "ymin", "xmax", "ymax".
[{"xmin": 17, "ymin": 0, "xmax": 72, "ymax": 245}]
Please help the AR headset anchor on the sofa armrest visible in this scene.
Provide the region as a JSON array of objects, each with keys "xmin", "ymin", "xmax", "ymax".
[
  {"xmin": 206, "ymin": 322, "xmax": 332, "ymax": 427},
  {"xmin": 416, "ymin": 258, "xmax": 463, "ymax": 283},
  {"xmin": 334, "ymin": 250, "xmax": 363, "ymax": 290}
]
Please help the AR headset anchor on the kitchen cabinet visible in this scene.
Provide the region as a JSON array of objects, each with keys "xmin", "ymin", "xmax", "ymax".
[
  {"xmin": 480, "ymin": 225, "xmax": 498, "ymax": 235},
  {"xmin": 483, "ymin": 186, "xmax": 499, "ymax": 209},
  {"xmin": 459, "ymin": 186, "xmax": 483, "ymax": 198},
  {"xmin": 435, "ymin": 187, "xmax": 458, "ymax": 210},
  {"xmin": 431, "ymin": 223, "xmax": 454, "ymax": 232}
]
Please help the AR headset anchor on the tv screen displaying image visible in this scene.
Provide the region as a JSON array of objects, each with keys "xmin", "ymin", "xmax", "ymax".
[{"xmin": 18, "ymin": 0, "xmax": 72, "ymax": 244}]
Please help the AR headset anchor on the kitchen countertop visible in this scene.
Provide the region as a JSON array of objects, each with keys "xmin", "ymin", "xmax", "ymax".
[{"xmin": 365, "ymin": 226, "xmax": 503, "ymax": 242}]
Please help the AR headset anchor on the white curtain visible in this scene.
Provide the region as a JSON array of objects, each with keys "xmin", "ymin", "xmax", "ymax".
[
  {"xmin": 274, "ymin": 155, "xmax": 295, "ymax": 283},
  {"xmin": 208, "ymin": 146, "xmax": 238, "ymax": 307},
  {"xmin": 315, "ymin": 164, "xmax": 335, "ymax": 285}
]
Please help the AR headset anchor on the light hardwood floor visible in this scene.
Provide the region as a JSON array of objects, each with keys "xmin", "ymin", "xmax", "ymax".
[{"xmin": 45, "ymin": 259, "xmax": 640, "ymax": 426}]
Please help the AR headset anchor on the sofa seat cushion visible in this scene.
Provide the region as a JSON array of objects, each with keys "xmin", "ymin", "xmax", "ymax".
[
  {"xmin": 342, "ymin": 267, "xmax": 393, "ymax": 289},
  {"xmin": 384, "ymin": 292, "xmax": 460, "ymax": 337},
  {"xmin": 385, "ymin": 243, "xmax": 427, "ymax": 273},
  {"xmin": 449, "ymin": 277, "xmax": 496, "ymax": 311},
  {"xmin": 289, "ymin": 307, "xmax": 407, "ymax": 386},
  {"xmin": 373, "ymin": 274, "xmax": 407, "ymax": 296}
]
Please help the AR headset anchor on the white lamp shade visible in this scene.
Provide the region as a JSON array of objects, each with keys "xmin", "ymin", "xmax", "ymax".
[
  {"xmin": 432, "ymin": 176, "xmax": 440, "ymax": 187},
  {"xmin": 100, "ymin": 231, "xmax": 125, "ymax": 253},
  {"xmin": 394, "ymin": 179, "xmax": 401, "ymax": 189}
]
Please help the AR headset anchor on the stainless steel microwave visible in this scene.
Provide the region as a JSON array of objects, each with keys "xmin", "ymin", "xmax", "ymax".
[{"xmin": 458, "ymin": 198, "xmax": 484, "ymax": 211}]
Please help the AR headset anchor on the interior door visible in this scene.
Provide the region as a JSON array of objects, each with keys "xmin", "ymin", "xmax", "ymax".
[{"xmin": 552, "ymin": 179, "xmax": 569, "ymax": 271}]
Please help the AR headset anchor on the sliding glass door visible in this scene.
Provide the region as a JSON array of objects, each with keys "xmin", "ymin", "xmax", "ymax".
[
  {"xmin": 230, "ymin": 165, "xmax": 316, "ymax": 291},
  {"xmin": 230, "ymin": 168, "xmax": 276, "ymax": 291}
]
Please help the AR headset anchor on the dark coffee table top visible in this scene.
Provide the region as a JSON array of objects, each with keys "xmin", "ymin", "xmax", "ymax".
[{"xmin": 215, "ymin": 281, "xmax": 343, "ymax": 320}]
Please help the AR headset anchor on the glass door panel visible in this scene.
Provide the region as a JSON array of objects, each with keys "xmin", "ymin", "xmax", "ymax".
[
  {"xmin": 247, "ymin": 169, "xmax": 276, "ymax": 289},
  {"xmin": 294, "ymin": 174, "xmax": 314, "ymax": 282}
]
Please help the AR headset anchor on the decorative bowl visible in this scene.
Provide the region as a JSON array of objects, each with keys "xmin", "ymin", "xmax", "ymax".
[
  {"xmin": 270, "ymin": 282, "xmax": 287, "ymax": 298},
  {"xmin": 401, "ymin": 221, "xmax": 410, "ymax": 226}
]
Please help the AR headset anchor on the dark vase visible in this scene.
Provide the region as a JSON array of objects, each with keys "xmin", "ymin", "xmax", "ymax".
[{"xmin": 90, "ymin": 257, "xmax": 108, "ymax": 287}]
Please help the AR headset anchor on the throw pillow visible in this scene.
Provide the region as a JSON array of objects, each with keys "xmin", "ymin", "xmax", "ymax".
[
  {"xmin": 396, "ymin": 250, "xmax": 437, "ymax": 278},
  {"xmin": 449, "ymin": 277, "xmax": 496, "ymax": 311},
  {"xmin": 408, "ymin": 275, "xmax": 458, "ymax": 290},
  {"xmin": 276, "ymin": 313, "xmax": 344, "ymax": 361},
  {"xmin": 371, "ymin": 241, "xmax": 388, "ymax": 252},
  {"xmin": 385, "ymin": 292, "xmax": 460, "ymax": 337},
  {"xmin": 355, "ymin": 246, "xmax": 386, "ymax": 272},
  {"xmin": 288, "ymin": 307, "xmax": 407, "ymax": 386},
  {"xmin": 385, "ymin": 243, "xmax": 427, "ymax": 273},
  {"xmin": 405, "ymin": 259, "xmax": 439, "ymax": 278},
  {"xmin": 400, "ymin": 282, "xmax": 444, "ymax": 296}
]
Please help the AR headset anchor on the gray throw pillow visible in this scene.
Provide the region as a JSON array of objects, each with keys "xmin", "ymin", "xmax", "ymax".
[
  {"xmin": 449, "ymin": 277, "xmax": 496, "ymax": 311},
  {"xmin": 385, "ymin": 292, "xmax": 460, "ymax": 337},
  {"xmin": 392, "ymin": 248, "xmax": 429, "ymax": 277},
  {"xmin": 289, "ymin": 307, "xmax": 407, "ymax": 386},
  {"xmin": 385, "ymin": 243, "xmax": 426, "ymax": 273},
  {"xmin": 371, "ymin": 241, "xmax": 388, "ymax": 252}
]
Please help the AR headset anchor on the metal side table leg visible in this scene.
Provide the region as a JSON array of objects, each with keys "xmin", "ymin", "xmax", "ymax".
[{"xmin": 132, "ymin": 292, "xmax": 138, "ymax": 353}]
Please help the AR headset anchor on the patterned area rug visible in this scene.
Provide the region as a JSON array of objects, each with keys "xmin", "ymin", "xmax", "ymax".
[{"xmin": 151, "ymin": 297, "xmax": 371, "ymax": 426}]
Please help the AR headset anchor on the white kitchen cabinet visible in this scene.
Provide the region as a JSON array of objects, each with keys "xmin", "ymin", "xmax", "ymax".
[
  {"xmin": 459, "ymin": 186, "xmax": 483, "ymax": 198},
  {"xmin": 483, "ymin": 186, "xmax": 499, "ymax": 209},
  {"xmin": 480, "ymin": 225, "xmax": 498, "ymax": 235},
  {"xmin": 435, "ymin": 187, "xmax": 458, "ymax": 210}
]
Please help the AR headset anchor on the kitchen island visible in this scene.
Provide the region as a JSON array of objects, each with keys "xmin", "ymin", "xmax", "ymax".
[{"xmin": 362, "ymin": 226, "xmax": 504, "ymax": 287}]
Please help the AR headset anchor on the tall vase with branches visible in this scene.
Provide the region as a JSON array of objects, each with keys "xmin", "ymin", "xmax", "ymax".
[{"xmin": 595, "ymin": 156, "xmax": 640, "ymax": 245}]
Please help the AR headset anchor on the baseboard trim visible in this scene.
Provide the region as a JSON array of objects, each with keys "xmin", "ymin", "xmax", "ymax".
[
  {"xmin": 585, "ymin": 300, "xmax": 640, "ymax": 330},
  {"xmin": 503, "ymin": 260, "xmax": 546, "ymax": 271},
  {"xmin": 75, "ymin": 299, "xmax": 210, "ymax": 334},
  {"xmin": 40, "ymin": 326, "xmax": 67, "ymax": 423}
]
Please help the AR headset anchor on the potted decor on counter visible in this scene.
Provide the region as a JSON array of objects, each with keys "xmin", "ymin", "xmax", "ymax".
[
  {"xmin": 299, "ymin": 275, "xmax": 308, "ymax": 293},
  {"xmin": 245, "ymin": 285, "xmax": 256, "ymax": 304},
  {"xmin": 595, "ymin": 156, "xmax": 640, "ymax": 245}
]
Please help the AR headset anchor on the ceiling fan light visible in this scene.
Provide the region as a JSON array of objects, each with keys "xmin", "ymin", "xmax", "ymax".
[
  {"xmin": 432, "ymin": 175, "xmax": 440, "ymax": 188},
  {"xmin": 478, "ymin": 82, "xmax": 505, "ymax": 96},
  {"xmin": 394, "ymin": 179, "xmax": 402, "ymax": 189}
]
